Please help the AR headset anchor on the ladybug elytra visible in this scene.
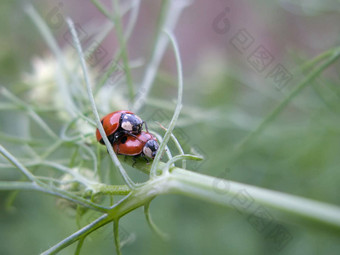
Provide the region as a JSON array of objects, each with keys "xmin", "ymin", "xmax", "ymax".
[
  {"xmin": 96, "ymin": 110, "xmax": 147, "ymax": 145},
  {"xmin": 113, "ymin": 131, "xmax": 159, "ymax": 160}
]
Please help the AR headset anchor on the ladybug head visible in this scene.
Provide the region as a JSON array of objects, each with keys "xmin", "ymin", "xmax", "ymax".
[
  {"xmin": 143, "ymin": 139, "xmax": 159, "ymax": 159},
  {"xmin": 121, "ymin": 114, "xmax": 143, "ymax": 133}
]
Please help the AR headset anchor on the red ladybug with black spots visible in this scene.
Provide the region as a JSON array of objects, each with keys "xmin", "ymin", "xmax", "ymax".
[
  {"xmin": 96, "ymin": 110, "xmax": 148, "ymax": 145},
  {"xmin": 113, "ymin": 131, "xmax": 159, "ymax": 161}
]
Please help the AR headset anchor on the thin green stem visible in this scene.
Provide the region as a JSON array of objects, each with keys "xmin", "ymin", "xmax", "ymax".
[
  {"xmin": 0, "ymin": 181, "xmax": 39, "ymax": 191},
  {"xmin": 112, "ymin": 0, "xmax": 134, "ymax": 100},
  {"xmin": 40, "ymin": 161, "xmax": 94, "ymax": 185},
  {"xmin": 236, "ymin": 47, "xmax": 340, "ymax": 153},
  {"xmin": 151, "ymin": 131, "xmax": 173, "ymax": 163},
  {"xmin": 39, "ymin": 162, "xmax": 340, "ymax": 254},
  {"xmin": 74, "ymin": 238, "xmax": 85, "ymax": 255},
  {"xmin": 170, "ymin": 133, "xmax": 186, "ymax": 169},
  {"xmin": 159, "ymin": 123, "xmax": 186, "ymax": 168},
  {"xmin": 296, "ymin": 46, "xmax": 340, "ymax": 74},
  {"xmin": 41, "ymin": 140, "xmax": 63, "ymax": 159},
  {"xmin": 66, "ymin": 18, "xmax": 136, "ymax": 189},
  {"xmin": 170, "ymin": 168, "xmax": 340, "ymax": 230},
  {"xmin": 150, "ymin": 29, "xmax": 183, "ymax": 177},
  {"xmin": 26, "ymin": 5, "xmax": 77, "ymax": 118},
  {"xmin": 93, "ymin": 1, "xmax": 140, "ymax": 95},
  {"xmin": 0, "ymin": 181, "xmax": 109, "ymax": 212},
  {"xmin": 0, "ymin": 131, "xmax": 41, "ymax": 145},
  {"xmin": 151, "ymin": 0, "xmax": 170, "ymax": 51},
  {"xmin": 91, "ymin": 183, "xmax": 130, "ymax": 195},
  {"xmin": 41, "ymin": 214, "xmax": 111, "ymax": 255},
  {"xmin": 0, "ymin": 145, "xmax": 37, "ymax": 182},
  {"xmin": 113, "ymin": 220, "xmax": 122, "ymax": 255},
  {"xmin": 144, "ymin": 201, "xmax": 168, "ymax": 240},
  {"xmin": 91, "ymin": 0, "xmax": 113, "ymax": 20},
  {"xmin": 1, "ymin": 88, "xmax": 59, "ymax": 139},
  {"xmin": 133, "ymin": 0, "xmax": 190, "ymax": 112},
  {"xmin": 163, "ymin": 154, "xmax": 202, "ymax": 175}
]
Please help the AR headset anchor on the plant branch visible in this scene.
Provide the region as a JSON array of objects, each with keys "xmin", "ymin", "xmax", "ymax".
[
  {"xmin": 0, "ymin": 145, "xmax": 37, "ymax": 182},
  {"xmin": 133, "ymin": 0, "xmax": 191, "ymax": 112},
  {"xmin": 236, "ymin": 46, "xmax": 340, "ymax": 152},
  {"xmin": 150, "ymin": 29, "xmax": 183, "ymax": 177},
  {"xmin": 41, "ymin": 163, "xmax": 340, "ymax": 254},
  {"xmin": 0, "ymin": 181, "xmax": 109, "ymax": 212},
  {"xmin": 41, "ymin": 213, "xmax": 111, "ymax": 255},
  {"xmin": 66, "ymin": 18, "xmax": 136, "ymax": 189},
  {"xmin": 112, "ymin": 0, "xmax": 135, "ymax": 100}
]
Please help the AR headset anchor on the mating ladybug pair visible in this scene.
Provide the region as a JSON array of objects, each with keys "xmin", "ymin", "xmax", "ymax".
[{"xmin": 96, "ymin": 110, "xmax": 159, "ymax": 160}]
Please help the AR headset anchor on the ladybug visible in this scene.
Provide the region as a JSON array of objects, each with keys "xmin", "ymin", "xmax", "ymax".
[
  {"xmin": 96, "ymin": 110, "xmax": 147, "ymax": 145},
  {"xmin": 113, "ymin": 131, "xmax": 159, "ymax": 161}
]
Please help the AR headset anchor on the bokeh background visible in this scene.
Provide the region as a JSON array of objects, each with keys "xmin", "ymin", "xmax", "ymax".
[{"xmin": 1, "ymin": 0, "xmax": 340, "ymax": 254}]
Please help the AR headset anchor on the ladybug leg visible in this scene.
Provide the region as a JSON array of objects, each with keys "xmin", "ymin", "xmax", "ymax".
[
  {"xmin": 107, "ymin": 134, "xmax": 115, "ymax": 145},
  {"xmin": 120, "ymin": 130, "xmax": 143, "ymax": 142},
  {"xmin": 141, "ymin": 154, "xmax": 150, "ymax": 164},
  {"xmin": 132, "ymin": 156, "xmax": 139, "ymax": 167},
  {"xmin": 112, "ymin": 131, "xmax": 123, "ymax": 144}
]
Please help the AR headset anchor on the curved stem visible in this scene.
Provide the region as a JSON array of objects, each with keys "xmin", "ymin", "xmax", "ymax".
[
  {"xmin": 150, "ymin": 29, "xmax": 183, "ymax": 178},
  {"xmin": 66, "ymin": 18, "xmax": 136, "ymax": 189},
  {"xmin": 133, "ymin": 0, "xmax": 190, "ymax": 112},
  {"xmin": 0, "ymin": 145, "xmax": 37, "ymax": 182},
  {"xmin": 41, "ymin": 214, "xmax": 111, "ymax": 255},
  {"xmin": 40, "ymin": 164, "xmax": 340, "ymax": 254},
  {"xmin": 170, "ymin": 168, "xmax": 340, "ymax": 230},
  {"xmin": 112, "ymin": 0, "xmax": 134, "ymax": 100},
  {"xmin": 0, "ymin": 181, "xmax": 109, "ymax": 212},
  {"xmin": 236, "ymin": 47, "xmax": 340, "ymax": 153},
  {"xmin": 144, "ymin": 201, "xmax": 168, "ymax": 240},
  {"xmin": 113, "ymin": 220, "xmax": 122, "ymax": 255}
]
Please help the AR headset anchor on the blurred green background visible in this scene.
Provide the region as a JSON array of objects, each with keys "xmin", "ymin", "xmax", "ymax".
[{"xmin": 1, "ymin": 0, "xmax": 340, "ymax": 254}]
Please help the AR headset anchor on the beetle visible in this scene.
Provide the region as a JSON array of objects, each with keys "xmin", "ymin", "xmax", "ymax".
[
  {"xmin": 113, "ymin": 131, "xmax": 159, "ymax": 161},
  {"xmin": 96, "ymin": 110, "xmax": 148, "ymax": 145}
]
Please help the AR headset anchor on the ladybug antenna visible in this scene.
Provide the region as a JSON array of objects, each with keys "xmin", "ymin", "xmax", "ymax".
[
  {"xmin": 127, "ymin": 132, "xmax": 144, "ymax": 143},
  {"xmin": 156, "ymin": 121, "xmax": 167, "ymax": 131},
  {"xmin": 143, "ymin": 121, "xmax": 149, "ymax": 133}
]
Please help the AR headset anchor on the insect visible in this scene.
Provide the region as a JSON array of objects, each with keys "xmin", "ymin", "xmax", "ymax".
[
  {"xmin": 96, "ymin": 110, "xmax": 147, "ymax": 145},
  {"xmin": 113, "ymin": 131, "xmax": 159, "ymax": 161}
]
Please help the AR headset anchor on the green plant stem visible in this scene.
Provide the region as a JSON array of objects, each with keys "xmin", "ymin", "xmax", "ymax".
[
  {"xmin": 169, "ymin": 168, "xmax": 340, "ymax": 230},
  {"xmin": 162, "ymin": 154, "xmax": 202, "ymax": 175},
  {"xmin": 170, "ymin": 133, "xmax": 186, "ymax": 168},
  {"xmin": 91, "ymin": 0, "xmax": 114, "ymax": 20},
  {"xmin": 41, "ymin": 214, "xmax": 112, "ymax": 255},
  {"xmin": 236, "ymin": 47, "xmax": 340, "ymax": 153},
  {"xmin": 0, "ymin": 145, "xmax": 37, "ymax": 182},
  {"xmin": 0, "ymin": 181, "xmax": 109, "ymax": 212},
  {"xmin": 0, "ymin": 181, "xmax": 39, "ymax": 191},
  {"xmin": 91, "ymin": 184, "xmax": 130, "ymax": 195},
  {"xmin": 74, "ymin": 238, "xmax": 85, "ymax": 255},
  {"xmin": 296, "ymin": 46, "xmax": 340, "ymax": 74},
  {"xmin": 150, "ymin": 29, "xmax": 183, "ymax": 178},
  {"xmin": 112, "ymin": 0, "xmax": 135, "ymax": 101},
  {"xmin": 113, "ymin": 220, "xmax": 122, "ymax": 255},
  {"xmin": 41, "ymin": 162, "xmax": 340, "ymax": 254},
  {"xmin": 94, "ymin": 0, "xmax": 140, "ymax": 95},
  {"xmin": 1, "ymin": 88, "xmax": 59, "ymax": 139},
  {"xmin": 26, "ymin": 5, "xmax": 78, "ymax": 118},
  {"xmin": 66, "ymin": 18, "xmax": 136, "ymax": 189},
  {"xmin": 133, "ymin": 0, "xmax": 189, "ymax": 112},
  {"xmin": 144, "ymin": 201, "xmax": 168, "ymax": 239},
  {"xmin": 0, "ymin": 131, "xmax": 41, "ymax": 145}
]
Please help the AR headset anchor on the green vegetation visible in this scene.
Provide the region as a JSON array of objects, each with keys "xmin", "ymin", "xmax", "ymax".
[{"xmin": 1, "ymin": 1, "xmax": 340, "ymax": 255}]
